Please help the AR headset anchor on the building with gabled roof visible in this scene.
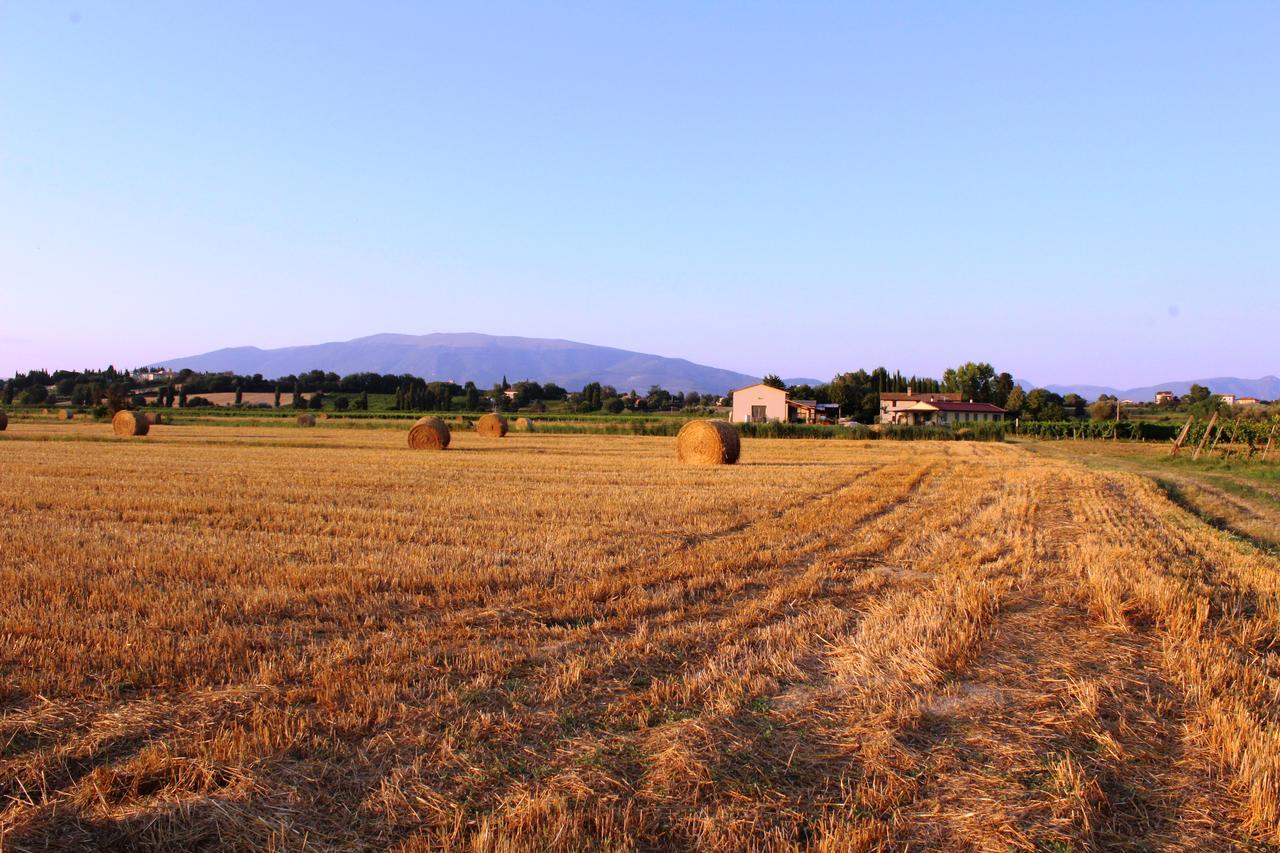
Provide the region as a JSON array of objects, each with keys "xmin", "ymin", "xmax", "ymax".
[
  {"xmin": 729, "ymin": 383, "xmax": 839, "ymax": 424},
  {"xmin": 894, "ymin": 399, "xmax": 1006, "ymax": 426}
]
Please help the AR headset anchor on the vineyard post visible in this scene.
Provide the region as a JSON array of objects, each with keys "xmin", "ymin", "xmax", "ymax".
[
  {"xmin": 1209, "ymin": 418, "xmax": 1228, "ymax": 454},
  {"xmin": 1169, "ymin": 416, "xmax": 1193, "ymax": 457},
  {"xmin": 1193, "ymin": 411, "xmax": 1218, "ymax": 460},
  {"xmin": 1221, "ymin": 419, "xmax": 1241, "ymax": 459}
]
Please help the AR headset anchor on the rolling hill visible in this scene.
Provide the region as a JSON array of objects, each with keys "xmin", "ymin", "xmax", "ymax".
[
  {"xmin": 1034, "ymin": 376, "xmax": 1280, "ymax": 402},
  {"xmin": 158, "ymin": 333, "xmax": 763, "ymax": 394}
]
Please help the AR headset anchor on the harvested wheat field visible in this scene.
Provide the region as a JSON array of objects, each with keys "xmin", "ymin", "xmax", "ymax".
[{"xmin": 2, "ymin": 424, "xmax": 1279, "ymax": 850}]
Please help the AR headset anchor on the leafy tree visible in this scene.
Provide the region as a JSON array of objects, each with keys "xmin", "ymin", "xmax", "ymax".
[
  {"xmin": 274, "ymin": 385, "xmax": 281, "ymax": 408},
  {"xmin": 1004, "ymin": 385, "xmax": 1026, "ymax": 418},
  {"xmin": 1023, "ymin": 388, "xmax": 1066, "ymax": 421},
  {"xmin": 234, "ymin": 384, "xmax": 243, "ymax": 407},
  {"xmin": 97, "ymin": 382, "xmax": 123, "ymax": 410},
  {"xmin": 2, "ymin": 381, "xmax": 12, "ymax": 406},
  {"xmin": 1188, "ymin": 394, "xmax": 1225, "ymax": 420},
  {"xmin": 309, "ymin": 392, "xmax": 325, "ymax": 410},
  {"xmin": 334, "ymin": 396, "xmax": 350, "ymax": 411},
  {"xmin": 542, "ymin": 382, "xmax": 567, "ymax": 401},
  {"xmin": 178, "ymin": 388, "xmax": 188, "ymax": 408},
  {"xmin": 292, "ymin": 382, "xmax": 304, "ymax": 409},
  {"xmin": 464, "ymin": 381, "xmax": 480, "ymax": 411},
  {"xmin": 1062, "ymin": 393, "xmax": 1086, "ymax": 417},
  {"xmin": 1089, "ymin": 399, "xmax": 1118, "ymax": 421},
  {"xmin": 603, "ymin": 396, "xmax": 625, "ymax": 414},
  {"xmin": 1186, "ymin": 384, "xmax": 1211, "ymax": 404},
  {"xmin": 642, "ymin": 384, "xmax": 670, "ymax": 411},
  {"xmin": 356, "ymin": 391, "xmax": 369, "ymax": 411},
  {"xmin": 993, "ymin": 373, "xmax": 1015, "ymax": 408},
  {"xmin": 762, "ymin": 374, "xmax": 786, "ymax": 390},
  {"xmin": 942, "ymin": 362, "xmax": 996, "ymax": 403},
  {"xmin": 828, "ymin": 370, "xmax": 878, "ymax": 422},
  {"xmin": 20, "ymin": 385, "xmax": 48, "ymax": 405}
]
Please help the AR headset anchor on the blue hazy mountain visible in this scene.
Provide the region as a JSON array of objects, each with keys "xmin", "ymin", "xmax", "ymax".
[
  {"xmin": 159, "ymin": 332, "xmax": 763, "ymax": 394},
  {"xmin": 1028, "ymin": 376, "xmax": 1280, "ymax": 402}
]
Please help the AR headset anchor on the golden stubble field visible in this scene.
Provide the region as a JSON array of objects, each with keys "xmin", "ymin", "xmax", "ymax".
[{"xmin": 2, "ymin": 422, "xmax": 1279, "ymax": 850}]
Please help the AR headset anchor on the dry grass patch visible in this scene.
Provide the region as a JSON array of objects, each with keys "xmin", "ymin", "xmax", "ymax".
[{"xmin": 0, "ymin": 429, "xmax": 1276, "ymax": 848}]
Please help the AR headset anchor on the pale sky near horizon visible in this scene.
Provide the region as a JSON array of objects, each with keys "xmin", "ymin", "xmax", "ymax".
[{"xmin": 2, "ymin": 2, "xmax": 1277, "ymax": 387}]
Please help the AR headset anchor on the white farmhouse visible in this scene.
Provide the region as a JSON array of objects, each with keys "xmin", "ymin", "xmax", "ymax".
[{"xmin": 729, "ymin": 383, "xmax": 836, "ymax": 424}]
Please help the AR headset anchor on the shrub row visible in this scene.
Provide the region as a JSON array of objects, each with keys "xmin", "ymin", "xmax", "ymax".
[
  {"xmin": 1015, "ymin": 420, "xmax": 1182, "ymax": 441},
  {"xmin": 735, "ymin": 421, "xmax": 1005, "ymax": 442}
]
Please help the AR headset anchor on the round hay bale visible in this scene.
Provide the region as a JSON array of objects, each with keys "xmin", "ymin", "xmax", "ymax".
[
  {"xmin": 316, "ymin": 412, "xmax": 329, "ymax": 420},
  {"xmin": 408, "ymin": 416, "xmax": 450, "ymax": 450},
  {"xmin": 58, "ymin": 409, "xmax": 73, "ymax": 421},
  {"xmin": 513, "ymin": 417, "xmax": 535, "ymax": 432},
  {"xmin": 676, "ymin": 419, "xmax": 740, "ymax": 465},
  {"xmin": 0, "ymin": 411, "xmax": 7, "ymax": 431},
  {"xmin": 149, "ymin": 411, "xmax": 163, "ymax": 425},
  {"xmin": 112, "ymin": 410, "xmax": 150, "ymax": 437},
  {"xmin": 41, "ymin": 408, "xmax": 50, "ymax": 415},
  {"xmin": 296, "ymin": 414, "xmax": 317, "ymax": 427},
  {"xmin": 476, "ymin": 413, "xmax": 508, "ymax": 438}
]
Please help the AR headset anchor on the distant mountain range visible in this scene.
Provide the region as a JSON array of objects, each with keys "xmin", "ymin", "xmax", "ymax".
[
  {"xmin": 157, "ymin": 333, "xmax": 1275, "ymax": 400},
  {"xmin": 159, "ymin": 333, "xmax": 764, "ymax": 394},
  {"xmin": 1025, "ymin": 376, "xmax": 1280, "ymax": 402}
]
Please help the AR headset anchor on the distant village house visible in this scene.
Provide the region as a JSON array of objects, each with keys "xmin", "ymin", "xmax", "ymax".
[
  {"xmin": 133, "ymin": 367, "xmax": 175, "ymax": 383},
  {"xmin": 1155, "ymin": 390, "xmax": 1176, "ymax": 404}
]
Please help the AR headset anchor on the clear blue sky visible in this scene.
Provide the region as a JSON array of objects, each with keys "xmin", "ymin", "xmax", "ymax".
[{"xmin": 2, "ymin": 2, "xmax": 1276, "ymax": 387}]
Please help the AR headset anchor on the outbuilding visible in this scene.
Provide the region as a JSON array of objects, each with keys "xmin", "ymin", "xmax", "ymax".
[{"xmin": 729, "ymin": 383, "xmax": 839, "ymax": 424}]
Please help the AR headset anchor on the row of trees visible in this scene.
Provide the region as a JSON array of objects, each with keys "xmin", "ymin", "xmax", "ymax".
[
  {"xmin": 2, "ymin": 368, "xmax": 721, "ymax": 414},
  {"xmin": 772, "ymin": 363, "xmax": 1018, "ymax": 423}
]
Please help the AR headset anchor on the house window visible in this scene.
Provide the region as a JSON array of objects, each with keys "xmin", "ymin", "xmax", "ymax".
[{"xmin": 751, "ymin": 405, "xmax": 767, "ymax": 422}]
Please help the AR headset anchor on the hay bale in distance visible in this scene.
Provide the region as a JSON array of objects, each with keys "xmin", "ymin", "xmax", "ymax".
[
  {"xmin": 112, "ymin": 410, "xmax": 150, "ymax": 437},
  {"xmin": 513, "ymin": 417, "xmax": 535, "ymax": 432},
  {"xmin": 58, "ymin": 409, "xmax": 73, "ymax": 421},
  {"xmin": 297, "ymin": 414, "xmax": 317, "ymax": 427},
  {"xmin": 408, "ymin": 416, "xmax": 451, "ymax": 450},
  {"xmin": 676, "ymin": 420, "xmax": 740, "ymax": 465},
  {"xmin": 0, "ymin": 411, "xmax": 7, "ymax": 431},
  {"xmin": 476, "ymin": 413, "xmax": 508, "ymax": 438},
  {"xmin": 149, "ymin": 411, "xmax": 163, "ymax": 425}
]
